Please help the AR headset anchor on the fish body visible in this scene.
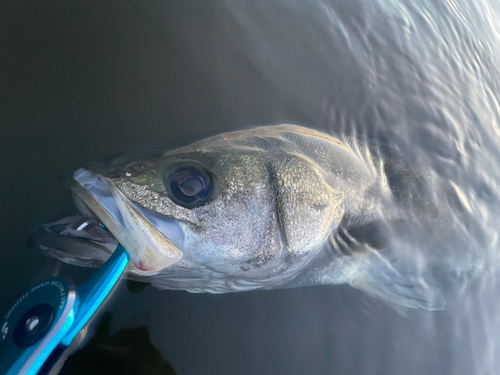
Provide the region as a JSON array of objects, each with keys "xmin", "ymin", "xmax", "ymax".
[{"xmin": 34, "ymin": 125, "xmax": 451, "ymax": 309}]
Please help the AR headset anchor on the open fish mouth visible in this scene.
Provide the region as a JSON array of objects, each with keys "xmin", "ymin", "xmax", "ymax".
[{"xmin": 45, "ymin": 168, "xmax": 185, "ymax": 274}]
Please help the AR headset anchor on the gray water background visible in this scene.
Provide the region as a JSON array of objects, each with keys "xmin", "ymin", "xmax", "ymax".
[{"xmin": 2, "ymin": 0, "xmax": 500, "ymax": 374}]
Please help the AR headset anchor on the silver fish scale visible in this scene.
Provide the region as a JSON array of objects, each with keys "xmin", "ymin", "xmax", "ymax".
[
  {"xmin": 102, "ymin": 125, "xmax": 382, "ymax": 285},
  {"xmin": 50, "ymin": 125, "xmax": 444, "ymax": 309}
]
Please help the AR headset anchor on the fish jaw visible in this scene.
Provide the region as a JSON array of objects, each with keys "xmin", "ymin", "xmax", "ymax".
[
  {"xmin": 63, "ymin": 168, "xmax": 183, "ymax": 272},
  {"xmin": 107, "ymin": 182, "xmax": 183, "ymax": 271}
]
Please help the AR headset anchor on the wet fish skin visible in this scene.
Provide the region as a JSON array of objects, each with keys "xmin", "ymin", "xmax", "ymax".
[
  {"xmin": 97, "ymin": 127, "xmax": 354, "ymax": 277},
  {"xmin": 41, "ymin": 125, "xmax": 448, "ymax": 310}
]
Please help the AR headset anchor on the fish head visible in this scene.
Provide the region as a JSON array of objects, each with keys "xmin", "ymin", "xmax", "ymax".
[{"xmin": 61, "ymin": 126, "xmax": 346, "ymax": 291}]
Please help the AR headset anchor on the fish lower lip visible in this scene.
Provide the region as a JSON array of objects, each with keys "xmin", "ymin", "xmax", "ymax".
[
  {"xmin": 64, "ymin": 168, "xmax": 184, "ymax": 272},
  {"xmin": 66, "ymin": 169, "xmax": 185, "ymax": 249}
]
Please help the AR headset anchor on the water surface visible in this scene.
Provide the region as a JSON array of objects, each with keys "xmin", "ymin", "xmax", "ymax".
[{"xmin": 2, "ymin": 0, "xmax": 500, "ymax": 374}]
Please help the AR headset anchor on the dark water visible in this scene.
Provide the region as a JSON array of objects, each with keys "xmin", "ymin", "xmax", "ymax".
[{"xmin": 2, "ymin": 0, "xmax": 500, "ymax": 374}]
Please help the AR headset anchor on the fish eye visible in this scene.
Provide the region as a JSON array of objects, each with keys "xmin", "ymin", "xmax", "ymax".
[{"xmin": 166, "ymin": 163, "xmax": 212, "ymax": 208}]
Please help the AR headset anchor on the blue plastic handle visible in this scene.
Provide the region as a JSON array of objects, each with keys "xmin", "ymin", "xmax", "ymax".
[
  {"xmin": 0, "ymin": 244, "xmax": 129, "ymax": 375},
  {"xmin": 61, "ymin": 245, "xmax": 129, "ymax": 346}
]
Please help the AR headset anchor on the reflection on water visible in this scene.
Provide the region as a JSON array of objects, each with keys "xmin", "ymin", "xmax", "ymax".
[
  {"xmin": 60, "ymin": 313, "xmax": 176, "ymax": 375},
  {"xmin": 2, "ymin": 0, "xmax": 500, "ymax": 374}
]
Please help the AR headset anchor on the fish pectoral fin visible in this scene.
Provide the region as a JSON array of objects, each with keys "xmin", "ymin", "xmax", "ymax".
[
  {"xmin": 330, "ymin": 220, "xmax": 395, "ymax": 255},
  {"xmin": 350, "ymin": 258, "xmax": 445, "ymax": 311}
]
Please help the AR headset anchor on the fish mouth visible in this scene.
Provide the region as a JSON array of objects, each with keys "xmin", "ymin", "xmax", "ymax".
[{"xmin": 60, "ymin": 168, "xmax": 184, "ymax": 274}]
